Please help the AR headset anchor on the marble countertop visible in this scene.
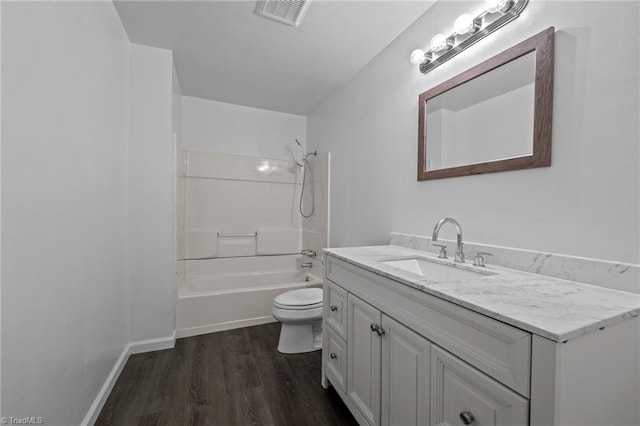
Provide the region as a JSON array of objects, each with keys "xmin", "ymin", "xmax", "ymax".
[{"xmin": 325, "ymin": 245, "xmax": 640, "ymax": 342}]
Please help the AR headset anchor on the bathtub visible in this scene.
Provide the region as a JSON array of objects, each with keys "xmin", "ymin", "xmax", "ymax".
[{"xmin": 176, "ymin": 254, "xmax": 322, "ymax": 338}]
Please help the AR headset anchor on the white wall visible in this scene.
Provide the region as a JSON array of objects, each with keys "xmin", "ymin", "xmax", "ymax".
[
  {"xmin": 172, "ymin": 64, "xmax": 183, "ymax": 151},
  {"xmin": 128, "ymin": 44, "xmax": 175, "ymax": 342},
  {"xmin": 1, "ymin": 1, "xmax": 4, "ymax": 416},
  {"xmin": 2, "ymin": 2, "xmax": 131, "ymax": 424},
  {"xmin": 307, "ymin": 1, "xmax": 640, "ymax": 265},
  {"xmin": 182, "ymin": 96, "xmax": 307, "ymax": 160},
  {"xmin": 173, "ymin": 60, "xmax": 186, "ymax": 308}
]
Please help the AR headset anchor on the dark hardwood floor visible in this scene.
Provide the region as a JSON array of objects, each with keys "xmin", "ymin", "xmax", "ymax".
[{"xmin": 96, "ymin": 322, "xmax": 357, "ymax": 426}]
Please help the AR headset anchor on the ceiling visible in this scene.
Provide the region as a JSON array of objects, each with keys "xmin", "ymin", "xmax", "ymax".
[{"xmin": 114, "ymin": 1, "xmax": 435, "ymax": 115}]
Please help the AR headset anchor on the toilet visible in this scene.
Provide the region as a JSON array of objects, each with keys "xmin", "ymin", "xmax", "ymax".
[{"xmin": 272, "ymin": 288, "xmax": 323, "ymax": 354}]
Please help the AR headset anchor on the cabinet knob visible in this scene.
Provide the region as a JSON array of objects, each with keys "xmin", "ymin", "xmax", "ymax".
[
  {"xmin": 330, "ymin": 353, "xmax": 337, "ymax": 359},
  {"xmin": 459, "ymin": 411, "xmax": 475, "ymax": 425},
  {"xmin": 370, "ymin": 324, "xmax": 386, "ymax": 336},
  {"xmin": 330, "ymin": 305, "xmax": 338, "ymax": 312}
]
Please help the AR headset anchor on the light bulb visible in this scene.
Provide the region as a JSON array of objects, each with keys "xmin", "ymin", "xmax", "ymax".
[
  {"xmin": 485, "ymin": 0, "xmax": 511, "ymax": 13},
  {"xmin": 409, "ymin": 49, "xmax": 426, "ymax": 65},
  {"xmin": 430, "ymin": 34, "xmax": 449, "ymax": 52},
  {"xmin": 454, "ymin": 13, "xmax": 475, "ymax": 35}
]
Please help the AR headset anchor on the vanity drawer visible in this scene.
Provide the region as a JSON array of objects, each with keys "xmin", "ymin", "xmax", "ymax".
[
  {"xmin": 325, "ymin": 280, "xmax": 348, "ymax": 339},
  {"xmin": 431, "ymin": 346, "xmax": 529, "ymax": 426},
  {"xmin": 325, "ymin": 327, "xmax": 347, "ymax": 394},
  {"xmin": 326, "ymin": 255, "xmax": 531, "ymax": 397}
]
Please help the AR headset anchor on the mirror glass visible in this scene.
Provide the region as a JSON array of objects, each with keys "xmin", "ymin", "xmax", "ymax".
[
  {"xmin": 425, "ymin": 52, "xmax": 535, "ymax": 171},
  {"xmin": 417, "ymin": 27, "xmax": 554, "ymax": 181}
]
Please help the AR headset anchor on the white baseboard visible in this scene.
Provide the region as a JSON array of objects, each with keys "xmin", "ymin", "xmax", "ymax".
[
  {"xmin": 80, "ymin": 345, "xmax": 130, "ymax": 426},
  {"xmin": 129, "ymin": 330, "xmax": 176, "ymax": 355},
  {"xmin": 176, "ymin": 316, "xmax": 277, "ymax": 338},
  {"xmin": 81, "ymin": 331, "xmax": 176, "ymax": 426}
]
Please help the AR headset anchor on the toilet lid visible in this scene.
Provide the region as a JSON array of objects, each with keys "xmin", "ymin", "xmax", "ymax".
[{"xmin": 274, "ymin": 288, "xmax": 323, "ymax": 308}]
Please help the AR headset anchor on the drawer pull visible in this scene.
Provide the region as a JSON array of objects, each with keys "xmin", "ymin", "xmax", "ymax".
[
  {"xmin": 330, "ymin": 305, "xmax": 338, "ymax": 312},
  {"xmin": 459, "ymin": 411, "xmax": 475, "ymax": 425},
  {"xmin": 370, "ymin": 323, "xmax": 378, "ymax": 333},
  {"xmin": 330, "ymin": 353, "xmax": 337, "ymax": 359}
]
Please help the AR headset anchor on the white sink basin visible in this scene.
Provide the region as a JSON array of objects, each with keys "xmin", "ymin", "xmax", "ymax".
[{"xmin": 379, "ymin": 257, "xmax": 493, "ymax": 281}]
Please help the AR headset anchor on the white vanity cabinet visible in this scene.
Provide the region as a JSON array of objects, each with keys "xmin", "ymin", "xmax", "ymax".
[
  {"xmin": 321, "ymin": 252, "xmax": 640, "ymax": 426},
  {"xmin": 322, "ymin": 255, "xmax": 530, "ymax": 426}
]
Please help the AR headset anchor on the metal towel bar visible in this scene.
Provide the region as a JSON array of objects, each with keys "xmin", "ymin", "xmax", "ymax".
[{"xmin": 217, "ymin": 232, "xmax": 257, "ymax": 238}]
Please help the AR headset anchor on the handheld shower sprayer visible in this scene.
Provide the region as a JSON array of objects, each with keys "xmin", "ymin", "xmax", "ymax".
[
  {"xmin": 295, "ymin": 139, "xmax": 317, "ymax": 167},
  {"xmin": 292, "ymin": 139, "xmax": 316, "ymax": 218}
]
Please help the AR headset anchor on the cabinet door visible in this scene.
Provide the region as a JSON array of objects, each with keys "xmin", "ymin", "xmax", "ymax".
[
  {"xmin": 431, "ymin": 346, "xmax": 529, "ymax": 426},
  {"xmin": 325, "ymin": 327, "xmax": 347, "ymax": 393},
  {"xmin": 326, "ymin": 280, "xmax": 348, "ymax": 339},
  {"xmin": 348, "ymin": 294, "xmax": 382, "ymax": 426},
  {"xmin": 381, "ymin": 315, "xmax": 431, "ymax": 426}
]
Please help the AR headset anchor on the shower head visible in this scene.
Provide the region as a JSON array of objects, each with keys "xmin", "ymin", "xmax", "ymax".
[
  {"xmin": 292, "ymin": 139, "xmax": 317, "ymax": 166},
  {"xmin": 303, "ymin": 151, "xmax": 317, "ymax": 161}
]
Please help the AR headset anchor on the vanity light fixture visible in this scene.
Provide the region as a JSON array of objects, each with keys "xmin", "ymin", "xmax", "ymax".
[
  {"xmin": 430, "ymin": 34, "xmax": 450, "ymax": 52},
  {"xmin": 485, "ymin": 0, "xmax": 511, "ymax": 13},
  {"xmin": 453, "ymin": 14, "xmax": 476, "ymax": 35},
  {"xmin": 410, "ymin": 0, "xmax": 529, "ymax": 73}
]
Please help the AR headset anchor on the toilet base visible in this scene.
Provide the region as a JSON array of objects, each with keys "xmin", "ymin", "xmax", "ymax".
[{"xmin": 277, "ymin": 321, "xmax": 322, "ymax": 354}]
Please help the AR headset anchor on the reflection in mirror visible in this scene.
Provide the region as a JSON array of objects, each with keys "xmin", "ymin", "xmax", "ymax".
[
  {"xmin": 425, "ymin": 52, "xmax": 535, "ymax": 171},
  {"xmin": 417, "ymin": 27, "xmax": 554, "ymax": 181}
]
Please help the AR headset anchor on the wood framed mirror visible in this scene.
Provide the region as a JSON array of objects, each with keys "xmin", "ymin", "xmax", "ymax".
[{"xmin": 418, "ymin": 27, "xmax": 554, "ymax": 181}]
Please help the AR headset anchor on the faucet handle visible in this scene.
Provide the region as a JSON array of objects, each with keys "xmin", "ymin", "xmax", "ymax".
[
  {"xmin": 473, "ymin": 251, "xmax": 493, "ymax": 267},
  {"xmin": 432, "ymin": 244, "xmax": 448, "ymax": 259},
  {"xmin": 301, "ymin": 249, "xmax": 317, "ymax": 258}
]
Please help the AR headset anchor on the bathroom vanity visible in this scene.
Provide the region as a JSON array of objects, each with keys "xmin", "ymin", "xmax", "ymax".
[{"xmin": 321, "ymin": 245, "xmax": 640, "ymax": 426}]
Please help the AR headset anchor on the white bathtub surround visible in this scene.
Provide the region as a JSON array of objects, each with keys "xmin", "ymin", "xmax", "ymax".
[
  {"xmin": 391, "ymin": 232, "xmax": 640, "ymax": 294},
  {"xmin": 184, "ymin": 228, "xmax": 219, "ymax": 259},
  {"xmin": 175, "ymin": 75, "xmax": 330, "ymax": 342},
  {"xmin": 183, "ymin": 151, "xmax": 304, "ymax": 259},
  {"xmin": 257, "ymin": 227, "xmax": 301, "ymax": 255},
  {"xmin": 325, "ymin": 245, "xmax": 640, "ymax": 343},
  {"xmin": 177, "ymin": 255, "xmax": 322, "ymax": 337},
  {"xmin": 187, "ymin": 150, "xmax": 301, "ymax": 183},
  {"xmin": 301, "ymin": 153, "xmax": 330, "ymax": 260}
]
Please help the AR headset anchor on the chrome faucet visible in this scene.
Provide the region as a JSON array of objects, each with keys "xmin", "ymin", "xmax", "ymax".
[
  {"xmin": 432, "ymin": 217, "xmax": 465, "ymax": 263},
  {"xmin": 301, "ymin": 249, "xmax": 317, "ymax": 258}
]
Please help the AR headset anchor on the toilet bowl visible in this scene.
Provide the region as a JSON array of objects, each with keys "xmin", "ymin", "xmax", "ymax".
[{"xmin": 272, "ymin": 288, "xmax": 323, "ymax": 354}]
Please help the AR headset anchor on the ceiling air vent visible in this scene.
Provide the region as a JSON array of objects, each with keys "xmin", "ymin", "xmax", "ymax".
[{"xmin": 255, "ymin": 0, "xmax": 312, "ymax": 27}]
